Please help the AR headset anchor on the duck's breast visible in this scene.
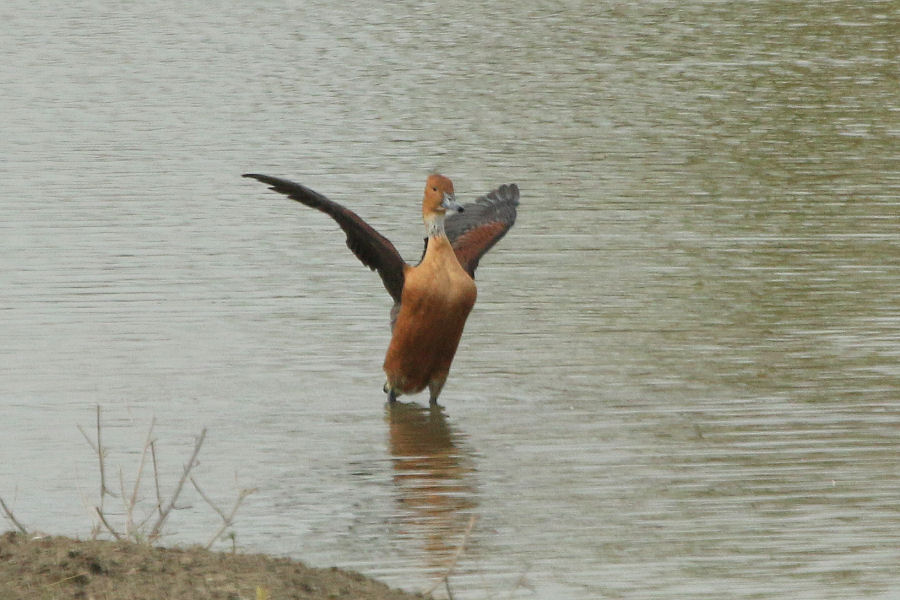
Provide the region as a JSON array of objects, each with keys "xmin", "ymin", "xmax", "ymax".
[{"xmin": 383, "ymin": 243, "xmax": 476, "ymax": 393}]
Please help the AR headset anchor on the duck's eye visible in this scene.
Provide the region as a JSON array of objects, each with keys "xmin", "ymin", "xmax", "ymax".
[{"xmin": 431, "ymin": 187, "xmax": 438, "ymax": 192}]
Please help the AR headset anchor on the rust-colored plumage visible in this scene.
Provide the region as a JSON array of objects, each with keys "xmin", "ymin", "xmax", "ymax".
[{"xmin": 243, "ymin": 172, "xmax": 519, "ymax": 405}]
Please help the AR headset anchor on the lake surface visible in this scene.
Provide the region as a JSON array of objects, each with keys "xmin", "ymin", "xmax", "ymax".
[{"xmin": 2, "ymin": 1, "xmax": 898, "ymax": 598}]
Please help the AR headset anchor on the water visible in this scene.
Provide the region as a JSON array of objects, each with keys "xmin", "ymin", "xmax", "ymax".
[{"xmin": 2, "ymin": 1, "xmax": 899, "ymax": 598}]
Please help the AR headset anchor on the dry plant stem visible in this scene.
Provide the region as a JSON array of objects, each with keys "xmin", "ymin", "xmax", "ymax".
[
  {"xmin": 190, "ymin": 476, "xmax": 257, "ymax": 550},
  {"xmin": 424, "ymin": 515, "xmax": 477, "ymax": 596},
  {"xmin": 190, "ymin": 477, "xmax": 229, "ymax": 522},
  {"xmin": 0, "ymin": 496, "xmax": 28, "ymax": 535},
  {"xmin": 77, "ymin": 405, "xmax": 116, "ymax": 508},
  {"xmin": 94, "ymin": 506, "xmax": 122, "ymax": 540},
  {"xmin": 147, "ymin": 428, "xmax": 207, "ymax": 541},
  {"xmin": 96, "ymin": 404, "xmax": 109, "ymax": 506},
  {"xmin": 47, "ymin": 572, "xmax": 92, "ymax": 587},
  {"xmin": 76, "ymin": 412, "xmax": 251, "ymax": 546},
  {"xmin": 124, "ymin": 418, "xmax": 157, "ymax": 537},
  {"xmin": 130, "ymin": 419, "xmax": 157, "ymax": 510},
  {"xmin": 78, "ymin": 406, "xmax": 112, "ymax": 539},
  {"xmin": 150, "ymin": 440, "xmax": 163, "ymax": 516}
]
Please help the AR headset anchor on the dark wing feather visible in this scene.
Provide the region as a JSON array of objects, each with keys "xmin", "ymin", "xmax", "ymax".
[
  {"xmin": 243, "ymin": 173, "xmax": 407, "ymax": 303},
  {"xmin": 445, "ymin": 183, "xmax": 519, "ymax": 277}
]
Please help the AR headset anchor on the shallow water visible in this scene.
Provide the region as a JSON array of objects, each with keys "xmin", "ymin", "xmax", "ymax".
[{"xmin": 2, "ymin": 1, "xmax": 899, "ymax": 598}]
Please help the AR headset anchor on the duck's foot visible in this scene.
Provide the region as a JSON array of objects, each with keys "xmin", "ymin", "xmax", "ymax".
[{"xmin": 386, "ymin": 388, "xmax": 398, "ymax": 403}]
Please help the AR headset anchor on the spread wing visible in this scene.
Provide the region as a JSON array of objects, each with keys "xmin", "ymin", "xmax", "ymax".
[
  {"xmin": 445, "ymin": 183, "xmax": 519, "ymax": 278},
  {"xmin": 243, "ymin": 174, "xmax": 407, "ymax": 303}
]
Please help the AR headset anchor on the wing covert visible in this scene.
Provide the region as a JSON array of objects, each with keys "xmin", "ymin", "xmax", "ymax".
[
  {"xmin": 243, "ymin": 173, "xmax": 407, "ymax": 303},
  {"xmin": 445, "ymin": 183, "xmax": 519, "ymax": 277}
]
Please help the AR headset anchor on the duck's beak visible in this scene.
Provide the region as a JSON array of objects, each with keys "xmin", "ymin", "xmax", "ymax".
[{"xmin": 442, "ymin": 192, "xmax": 464, "ymax": 213}]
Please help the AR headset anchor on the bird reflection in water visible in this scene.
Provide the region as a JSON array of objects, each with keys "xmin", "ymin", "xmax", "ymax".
[{"xmin": 386, "ymin": 402, "xmax": 478, "ymax": 577}]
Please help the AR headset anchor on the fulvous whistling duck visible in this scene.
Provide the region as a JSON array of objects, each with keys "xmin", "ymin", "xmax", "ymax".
[{"xmin": 243, "ymin": 173, "xmax": 519, "ymax": 405}]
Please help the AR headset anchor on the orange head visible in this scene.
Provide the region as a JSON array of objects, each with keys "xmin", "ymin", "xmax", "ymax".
[{"xmin": 422, "ymin": 174, "xmax": 463, "ymax": 220}]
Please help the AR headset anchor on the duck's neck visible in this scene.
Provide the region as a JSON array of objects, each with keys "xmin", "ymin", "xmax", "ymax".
[{"xmin": 424, "ymin": 213, "xmax": 447, "ymax": 239}]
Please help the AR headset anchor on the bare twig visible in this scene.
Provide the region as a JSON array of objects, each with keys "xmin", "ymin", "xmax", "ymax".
[
  {"xmin": 80, "ymin": 406, "xmax": 117, "ymax": 539},
  {"xmin": 76, "ymin": 425, "xmax": 97, "ymax": 454},
  {"xmin": 77, "ymin": 413, "xmax": 251, "ymax": 546},
  {"xmin": 190, "ymin": 476, "xmax": 257, "ymax": 549},
  {"xmin": 147, "ymin": 428, "xmax": 207, "ymax": 541},
  {"xmin": 190, "ymin": 476, "xmax": 228, "ymax": 521},
  {"xmin": 133, "ymin": 508, "xmax": 156, "ymax": 532},
  {"xmin": 124, "ymin": 418, "xmax": 156, "ymax": 538},
  {"xmin": 94, "ymin": 506, "xmax": 122, "ymax": 540},
  {"xmin": 46, "ymin": 572, "xmax": 92, "ymax": 587},
  {"xmin": 150, "ymin": 439, "xmax": 163, "ymax": 517},
  {"xmin": 425, "ymin": 515, "xmax": 477, "ymax": 596},
  {"xmin": 78, "ymin": 405, "xmax": 116, "ymax": 506},
  {"xmin": 0, "ymin": 496, "xmax": 28, "ymax": 535},
  {"xmin": 130, "ymin": 419, "xmax": 156, "ymax": 510},
  {"xmin": 96, "ymin": 405, "xmax": 109, "ymax": 504}
]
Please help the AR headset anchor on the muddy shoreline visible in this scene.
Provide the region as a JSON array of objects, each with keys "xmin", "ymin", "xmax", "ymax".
[{"xmin": 0, "ymin": 531, "xmax": 428, "ymax": 600}]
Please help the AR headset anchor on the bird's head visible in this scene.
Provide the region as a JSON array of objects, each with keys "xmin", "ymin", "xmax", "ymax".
[{"xmin": 422, "ymin": 174, "xmax": 463, "ymax": 219}]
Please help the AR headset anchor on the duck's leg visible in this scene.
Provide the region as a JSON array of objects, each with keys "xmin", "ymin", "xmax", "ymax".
[
  {"xmin": 427, "ymin": 378, "xmax": 446, "ymax": 406},
  {"xmin": 384, "ymin": 381, "xmax": 398, "ymax": 403}
]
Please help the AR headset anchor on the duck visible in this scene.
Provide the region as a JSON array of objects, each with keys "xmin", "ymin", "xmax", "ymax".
[{"xmin": 243, "ymin": 173, "xmax": 519, "ymax": 405}]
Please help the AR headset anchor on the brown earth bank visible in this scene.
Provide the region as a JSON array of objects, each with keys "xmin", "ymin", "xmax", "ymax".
[{"xmin": 0, "ymin": 532, "xmax": 429, "ymax": 600}]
